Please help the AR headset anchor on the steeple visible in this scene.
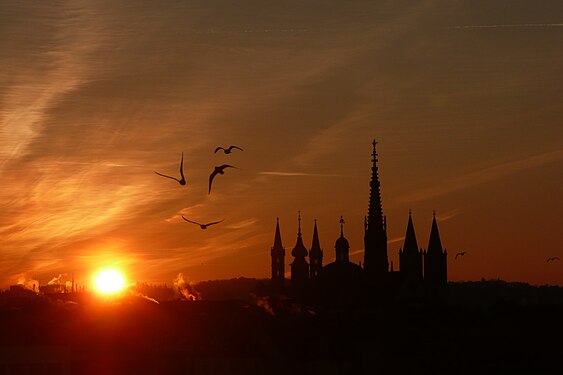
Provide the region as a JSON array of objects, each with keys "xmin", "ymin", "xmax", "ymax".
[
  {"xmin": 424, "ymin": 211, "xmax": 448, "ymax": 286},
  {"xmin": 364, "ymin": 140, "xmax": 388, "ymax": 280},
  {"xmin": 309, "ymin": 219, "xmax": 323, "ymax": 278},
  {"xmin": 399, "ymin": 210, "xmax": 423, "ymax": 282},
  {"xmin": 312, "ymin": 220, "xmax": 321, "ymax": 251},
  {"xmin": 427, "ymin": 211, "xmax": 443, "ymax": 255},
  {"xmin": 270, "ymin": 218, "xmax": 285, "ymax": 291},
  {"xmin": 403, "ymin": 210, "xmax": 419, "ymax": 254},
  {"xmin": 273, "ymin": 218, "xmax": 283, "ymax": 249},
  {"xmin": 367, "ymin": 140, "xmax": 385, "ymax": 232}
]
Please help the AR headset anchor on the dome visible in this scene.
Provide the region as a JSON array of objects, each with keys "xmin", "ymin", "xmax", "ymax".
[{"xmin": 335, "ymin": 235, "xmax": 349, "ymax": 250}]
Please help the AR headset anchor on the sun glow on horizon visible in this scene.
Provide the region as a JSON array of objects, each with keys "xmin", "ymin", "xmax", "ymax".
[{"xmin": 95, "ymin": 269, "xmax": 126, "ymax": 294}]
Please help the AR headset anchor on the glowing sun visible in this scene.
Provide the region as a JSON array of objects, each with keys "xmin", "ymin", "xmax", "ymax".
[{"xmin": 95, "ymin": 269, "xmax": 125, "ymax": 294}]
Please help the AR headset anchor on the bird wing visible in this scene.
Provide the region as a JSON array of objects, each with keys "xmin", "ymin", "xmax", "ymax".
[
  {"xmin": 229, "ymin": 145, "xmax": 243, "ymax": 151},
  {"xmin": 214, "ymin": 147, "xmax": 224, "ymax": 153},
  {"xmin": 179, "ymin": 153, "xmax": 185, "ymax": 180},
  {"xmin": 455, "ymin": 253, "xmax": 460, "ymax": 259},
  {"xmin": 182, "ymin": 216, "xmax": 201, "ymax": 226},
  {"xmin": 219, "ymin": 164, "xmax": 236, "ymax": 170},
  {"xmin": 155, "ymin": 171, "xmax": 179, "ymax": 182},
  {"xmin": 208, "ymin": 170, "xmax": 219, "ymax": 193},
  {"xmin": 205, "ymin": 219, "xmax": 224, "ymax": 226}
]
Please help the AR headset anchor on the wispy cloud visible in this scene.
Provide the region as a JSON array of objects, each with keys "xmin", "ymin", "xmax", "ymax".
[
  {"xmin": 402, "ymin": 150, "xmax": 563, "ymax": 203},
  {"xmin": 436, "ymin": 209, "xmax": 461, "ymax": 222},
  {"xmin": 258, "ymin": 171, "xmax": 341, "ymax": 177},
  {"xmin": 0, "ymin": 2, "xmax": 105, "ymax": 171},
  {"xmin": 451, "ymin": 23, "xmax": 563, "ymax": 29}
]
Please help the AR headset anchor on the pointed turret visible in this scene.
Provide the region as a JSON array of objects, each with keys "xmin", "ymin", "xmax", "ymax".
[
  {"xmin": 427, "ymin": 212, "xmax": 443, "ymax": 255},
  {"xmin": 290, "ymin": 211, "xmax": 309, "ymax": 291},
  {"xmin": 399, "ymin": 210, "xmax": 423, "ymax": 282},
  {"xmin": 309, "ymin": 220, "xmax": 323, "ymax": 278},
  {"xmin": 424, "ymin": 211, "xmax": 448, "ymax": 286},
  {"xmin": 403, "ymin": 211, "xmax": 419, "ymax": 254},
  {"xmin": 364, "ymin": 140, "xmax": 388, "ymax": 281},
  {"xmin": 270, "ymin": 218, "xmax": 285, "ymax": 291}
]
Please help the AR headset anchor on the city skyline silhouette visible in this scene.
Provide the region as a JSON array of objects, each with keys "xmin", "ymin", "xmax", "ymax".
[{"xmin": 2, "ymin": 1, "xmax": 563, "ymax": 371}]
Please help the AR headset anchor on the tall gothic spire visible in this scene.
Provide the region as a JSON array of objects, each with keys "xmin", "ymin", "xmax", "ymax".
[
  {"xmin": 364, "ymin": 140, "xmax": 388, "ymax": 279},
  {"xmin": 367, "ymin": 140, "xmax": 384, "ymax": 232}
]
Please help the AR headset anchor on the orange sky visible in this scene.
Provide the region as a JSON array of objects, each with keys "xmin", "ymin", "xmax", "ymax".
[{"xmin": 1, "ymin": 0, "xmax": 562, "ymax": 288}]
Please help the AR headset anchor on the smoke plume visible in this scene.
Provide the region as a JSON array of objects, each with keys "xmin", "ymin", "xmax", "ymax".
[{"xmin": 173, "ymin": 273, "xmax": 199, "ymax": 301}]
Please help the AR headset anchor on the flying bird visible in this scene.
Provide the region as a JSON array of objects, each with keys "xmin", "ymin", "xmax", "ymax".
[
  {"xmin": 182, "ymin": 216, "xmax": 224, "ymax": 229},
  {"xmin": 455, "ymin": 251, "xmax": 468, "ymax": 260},
  {"xmin": 547, "ymin": 257, "xmax": 560, "ymax": 263},
  {"xmin": 155, "ymin": 153, "xmax": 186, "ymax": 186},
  {"xmin": 208, "ymin": 164, "xmax": 237, "ymax": 194},
  {"xmin": 214, "ymin": 145, "xmax": 243, "ymax": 154}
]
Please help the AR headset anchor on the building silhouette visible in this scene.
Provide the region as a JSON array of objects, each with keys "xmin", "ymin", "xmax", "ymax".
[
  {"xmin": 270, "ymin": 218, "xmax": 285, "ymax": 292},
  {"xmin": 289, "ymin": 212, "xmax": 309, "ymax": 292},
  {"xmin": 309, "ymin": 220, "xmax": 323, "ymax": 279},
  {"xmin": 269, "ymin": 140, "xmax": 448, "ymax": 304}
]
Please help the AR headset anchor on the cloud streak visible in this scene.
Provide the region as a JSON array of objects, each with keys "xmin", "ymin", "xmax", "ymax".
[
  {"xmin": 402, "ymin": 150, "xmax": 563, "ymax": 203},
  {"xmin": 451, "ymin": 23, "xmax": 563, "ymax": 29},
  {"xmin": 258, "ymin": 171, "xmax": 341, "ymax": 177}
]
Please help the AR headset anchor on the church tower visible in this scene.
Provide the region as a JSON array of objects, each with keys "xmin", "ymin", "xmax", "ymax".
[
  {"xmin": 399, "ymin": 211, "xmax": 423, "ymax": 282},
  {"xmin": 270, "ymin": 218, "xmax": 285, "ymax": 291},
  {"xmin": 423, "ymin": 212, "xmax": 448, "ymax": 286},
  {"xmin": 364, "ymin": 140, "xmax": 389, "ymax": 282},
  {"xmin": 309, "ymin": 220, "xmax": 323, "ymax": 278},
  {"xmin": 335, "ymin": 216, "xmax": 350, "ymax": 263},
  {"xmin": 290, "ymin": 212, "xmax": 309, "ymax": 290}
]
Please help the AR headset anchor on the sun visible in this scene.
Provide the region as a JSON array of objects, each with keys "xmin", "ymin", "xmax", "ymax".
[{"xmin": 95, "ymin": 269, "xmax": 126, "ymax": 294}]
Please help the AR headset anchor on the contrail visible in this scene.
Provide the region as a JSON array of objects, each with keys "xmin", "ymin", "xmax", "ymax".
[{"xmin": 451, "ymin": 23, "xmax": 563, "ymax": 29}]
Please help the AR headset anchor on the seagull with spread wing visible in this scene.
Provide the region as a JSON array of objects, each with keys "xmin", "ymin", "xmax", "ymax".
[
  {"xmin": 154, "ymin": 153, "xmax": 186, "ymax": 186},
  {"xmin": 182, "ymin": 216, "xmax": 224, "ymax": 229},
  {"xmin": 547, "ymin": 256, "xmax": 560, "ymax": 263},
  {"xmin": 208, "ymin": 164, "xmax": 237, "ymax": 194},
  {"xmin": 214, "ymin": 145, "xmax": 243, "ymax": 154}
]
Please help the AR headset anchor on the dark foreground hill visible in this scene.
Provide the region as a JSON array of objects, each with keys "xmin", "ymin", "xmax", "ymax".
[{"xmin": 1, "ymin": 280, "xmax": 563, "ymax": 374}]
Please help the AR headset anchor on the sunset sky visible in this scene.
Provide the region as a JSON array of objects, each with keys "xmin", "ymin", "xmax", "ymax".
[{"xmin": 1, "ymin": 0, "xmax": 562, "ymax": 288}]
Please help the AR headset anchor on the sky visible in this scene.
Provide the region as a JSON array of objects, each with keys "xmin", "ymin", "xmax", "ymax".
[{"xmin": 1, "ymin": 0, "xmax": 562, "ymax": 288}]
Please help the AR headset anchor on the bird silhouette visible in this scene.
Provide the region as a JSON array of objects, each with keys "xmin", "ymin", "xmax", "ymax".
[
  {"xmin": 547, "ymin": 256, "xmax": 560, "ymax": 263},
  {"xmin": 455, "ymin": 251, "xmax": 468, "ymax": 260},
  {"xmin": 155, "ymin": 153, "xmax": 186, "ymax": 185},
  {"xmin": 208, "ymin": 164, "xmax": 236, "ymax": 194},
  {"xmin": 214, "ymin": 145, "xmax": 243, "ymax": 154},
  {"xmin": 182, "ymin": 216, "xmax": 224, "ymax": 229}
]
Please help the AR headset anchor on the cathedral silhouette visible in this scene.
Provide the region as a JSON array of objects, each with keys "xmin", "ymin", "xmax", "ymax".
[{"xmin": 269, "ymin": 141, "xmax": 448, "ymax": 305}]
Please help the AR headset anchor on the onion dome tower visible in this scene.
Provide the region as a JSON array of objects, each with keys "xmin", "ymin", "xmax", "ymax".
[
  {"xmin": 335, "ymin": 216, "xmax": 350, "ymax": 263},
  {"xmin": 290, "ymin": 212, "xmax": 309, "ymax": 290}
]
